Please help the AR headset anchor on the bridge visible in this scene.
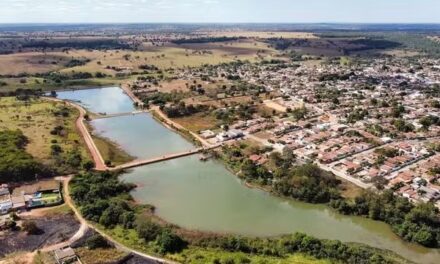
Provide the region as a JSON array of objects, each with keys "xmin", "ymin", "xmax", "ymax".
[
  {"xmin": 93, "ymin": 110, "xmax": 149, "ymax": 120},
  {"xmin": 102, "ymin": 144, "xmax": 222, "ymax": 171}
]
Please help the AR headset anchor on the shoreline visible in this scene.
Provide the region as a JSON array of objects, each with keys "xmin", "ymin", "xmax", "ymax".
[
  {"xmin": 42, "ymin": 96, "xmax": 107, "ymax": 171},
  {"xmin": 50, "ymin": 85, "xmax": 440, "ymax": 264}
]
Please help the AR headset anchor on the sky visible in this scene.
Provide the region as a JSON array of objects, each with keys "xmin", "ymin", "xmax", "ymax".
[{"xmin": 0, "ymin": 0, "xmax": 439, "ymax": 24}]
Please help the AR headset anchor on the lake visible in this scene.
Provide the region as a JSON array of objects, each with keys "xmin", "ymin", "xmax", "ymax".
[
  {"xmin": 56, "ymin": 87, "xmax": 135, "ymax": 114},
  {"xmin": 58, "ymin": 87, "xmax": 440, "ymax": 264}
]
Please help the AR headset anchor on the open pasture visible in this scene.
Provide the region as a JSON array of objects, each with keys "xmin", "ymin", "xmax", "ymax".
[
  {"xmin": 0, "ymin": 52, "xmax": 71, "ymax": 75},
  {"xmin": 0, "ymin": 97, "xmax": 88, "ymax": 163}
]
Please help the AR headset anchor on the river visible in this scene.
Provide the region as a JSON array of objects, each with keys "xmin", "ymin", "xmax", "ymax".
[{"xmin": 56, "ymin": 87, "xmax": 440, "ymax": 264}]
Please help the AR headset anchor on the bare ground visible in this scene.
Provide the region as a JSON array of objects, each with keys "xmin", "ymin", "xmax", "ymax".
[{"xmin": 0, "ymin": 213, "xmax": 79, "ymax": 257}]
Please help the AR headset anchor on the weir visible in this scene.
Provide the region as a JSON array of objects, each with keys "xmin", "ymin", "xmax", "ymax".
[
  {"xmin": 104, "ymin": 144, "xmax": 221, "ymax": 171},
  {"xmin": 93, "ymin": 110, "xmax": 150, "ymax": 120}
]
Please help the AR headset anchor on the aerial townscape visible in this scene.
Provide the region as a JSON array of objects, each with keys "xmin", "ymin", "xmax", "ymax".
[{"xmin": 1, "ymin": 1, "xmax": 440, "ymax": 264}]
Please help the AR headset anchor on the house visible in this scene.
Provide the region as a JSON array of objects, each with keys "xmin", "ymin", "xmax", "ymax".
[
  {"xmin": 200, "ymin": 130, "xmax": 215, "ymax": 139},
  {"xmin": 12, "ymin": 180, "xmax": 62, "ymax": 209},
  {"xmin": 11, "ymin": 195, "xmax": 26, "ymax": 211},
  {"xmin": 0, "ymin": 187, "xmax": 12, "ymax": 215},
  {"xmin": 216, "ymin": 129, "xmax": 244, "ymax": 142},
  {"xmin": 54, "ymin": 247, "xmax": 79, "ymax": 264}
]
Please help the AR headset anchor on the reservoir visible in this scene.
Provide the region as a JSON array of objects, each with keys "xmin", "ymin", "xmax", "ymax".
[
  {"xmin": 57, "ymin": 87, "xmax": 440, "ymax": 264},
  {"xmin": 90, "ymin": 114, "xmax": 195, "ymax": 159},
  {"xmin": 56, "ymin": 86, "xmax": 135, "ymax": 114}
]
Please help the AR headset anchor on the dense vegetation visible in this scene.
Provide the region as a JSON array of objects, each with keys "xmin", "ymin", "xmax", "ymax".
[
  {"xmin": 196, "ymin": 233, "xmax": 401, "ymax": 264},
  {"xmin": 142, "ymin": 91, "xmax": 187, "ymax": 106},
  {"xmin": 0, "ymin": 130, "xmax": 51, "ymax": 183},
  {"xmin": 70, "ymin": 171, "xmax": 187, "ymax": 254},
  {"xmin": 21, "ymin": 39, "xmax": 130, "ymax": 50},
  {"xmin": 222, "ymin": 143, "xmax": 440, "ymax": 248},
  {"xmin": 161, "ymin": 102, "xmax": 209, "ymax": 118},
  {"xmin": 330, "ymin": 190, "xmax": 440, "ymax": 248},
  {"xmin": 267, "ymin": 37, "xmax": 401, "ymax": 55},
  {"xmin": 223, "ymin": 145, "xmax": 341, "ymax": 203},
  {"xmin": 172, "ymin": 37, "xmax": 242, "ymax": 45},
  {"xmin": 70, "ymin": 171, "xmax": 406, "ymax": 263}
]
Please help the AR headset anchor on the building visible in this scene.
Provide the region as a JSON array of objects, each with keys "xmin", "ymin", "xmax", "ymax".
[
  {"xmin": 200, "ymin": 130, "xmax": 216, "ymax": 139},
  {"xmin": 12, "ymin": 180, "xmax": 62, "ymax": 209},
  {"xmin": 0, "ymin": 187, "xmax": 12, "ymax": 215},
  {"xmin": 54, "ymin": 247, "xmax": 79, "ymax": 264},
  {"xmin": 216, "ymin": 129, "xmax": 244, "ymax": 142}
]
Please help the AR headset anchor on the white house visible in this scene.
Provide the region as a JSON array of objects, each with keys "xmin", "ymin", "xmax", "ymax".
[{"xmin": 0, "ymin": 188, "xmax": 12, "ymax": 215}]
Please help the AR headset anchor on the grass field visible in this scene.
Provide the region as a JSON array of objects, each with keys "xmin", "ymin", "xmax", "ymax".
[
  {"xmin": 157, "ymin": 79, "xmax": 191, "ymax": 93},
  {"xmin": 0, "ymin": 97, "xmax": 89, "ymax": 164},
  {"xmin": 0, "ymin": 52, "xmax": 71, "ymax": 75},
  {"xmin": 76, "ymin": 247, "xmax": 128, "ymax": 264},
  {"xmin": 171, "ymin": 112, "xmax": 219, "ymax": 132},
  {"xmin": 101, "ymin": 225, "xmax": 332, "ymax": 264},
  {"xmin": 0, "ymin": 43, "xmax": 275, "ymax": 76},
  {"xmin": 0, "ymin": 76, "xmax": 123, "ymax": 92},
  {"xmin": 92, "ymin": 134, "xmax": 134, "ymax": 166},
  {"xmin": 60, "ymin": 44, "xmax": 274, "ymax": 75},
  {"xmin": 169, "ymin": 248, "xmax": 331, "ymax": 264}
]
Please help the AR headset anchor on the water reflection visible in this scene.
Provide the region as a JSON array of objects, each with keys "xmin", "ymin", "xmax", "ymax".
[
  {"xmin": 56, "ymin": 87, "xmax": 135, "ymax": 114},
  {"xmin": 91, "ymin": 114, "xmax": 195, "ymax": 159},
  {"xmin": 122, "ymin": 156, "xmax": 440, "ymax": 264}
]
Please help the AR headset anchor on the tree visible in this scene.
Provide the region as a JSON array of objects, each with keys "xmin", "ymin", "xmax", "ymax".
[
  {"xmin": 0, "ymin": 130, "xmax": 50, "ymax": 183},
  {"xmin": 83, "ymin": 160, "xmax": 95, "ymax": 171},
  {"xmin": 86, "ymin": 234, "xmax": 110, "ymax": 249},
  {"xmin": 22, "ymin": 220, "xmax": 41, "ymax": 235},
  {"xmin": 413, "ymin": 227, "xmax": 436, "ymax": 247},
  {"xmin": 155, "ymin": 229, "xmax": 187, "ymax": 254},
  {"xmin": 136, "ymin": 219, "xmax": 161, "ymax": 242},
  {"xmin": 430, "ymin": 100, "xmax": 440, "ymax": 109}
]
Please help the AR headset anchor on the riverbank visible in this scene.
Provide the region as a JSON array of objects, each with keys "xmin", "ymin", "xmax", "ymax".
[
  {"xmin": 43, "ymin": 96, "xmax": 107, "ymax": 171},
  {"xmin": 52, "ymin": 86, "xmax": 440, "ymax": 263},
  {"xmin": 69, "ymin": 170, "xmax": 411, "ymax": 264}
]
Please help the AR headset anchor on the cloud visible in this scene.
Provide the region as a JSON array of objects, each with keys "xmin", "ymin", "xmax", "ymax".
[{"xmin": 0, "ymin": 0, "xmax": 438, "ymax": 24}]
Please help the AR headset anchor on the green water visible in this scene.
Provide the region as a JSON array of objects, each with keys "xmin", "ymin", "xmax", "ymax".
[
  {"xmin": 91, "ymin": 114, "xmax": 195, "ymax": 159},
  {"xmin": 121, "ymin": 155, "xmax": 440, "ymax": 264},
  {"xmin": 59, "ymin": 87, "xmax": 440, "ymax": 263}
]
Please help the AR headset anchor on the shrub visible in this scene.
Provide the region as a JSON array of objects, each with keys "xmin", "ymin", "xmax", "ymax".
[{"xmin": 86, "ymin": 234, "xmax": 110, "ymax": 249}]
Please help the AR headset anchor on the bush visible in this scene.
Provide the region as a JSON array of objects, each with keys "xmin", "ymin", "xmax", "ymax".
[
  {"xmin": 136, "ymin": 219, "xmax": 161, "ymax": 242},
  {"xmin": 86, "ymin": 234, "xmax": 110, "ymax": 249},
  {"xmin": 155, "ymin": 229, "xmax": 187, "ymax": 254},
  {"xmin": 82, "ymin": 161, "xmax": 95, "ymax": 171},
  {"xmin": 22, "ymin": 220, "xmax": 41, "ymax": 235}
]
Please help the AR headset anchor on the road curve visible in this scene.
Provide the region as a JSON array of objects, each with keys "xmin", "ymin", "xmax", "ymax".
[
  {"xmin": 62, "ymin": 176, "xmax": 176, "ymax": 264},
  {"xmin": 43, "ymin": 97, "xmax": 108, "ymax": 171},
  {"xmin": 40, "ymin": 176, "xmax": 89, "ymax": 252}
]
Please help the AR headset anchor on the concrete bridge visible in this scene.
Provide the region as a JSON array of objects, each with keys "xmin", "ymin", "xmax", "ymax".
[
  {"xmin": 102, "ymin": 144, "xmax": 222, "ymax": 171},
  {"xmin": 93, "ymin": 110, "xmax": 149, "ymax": 120}
]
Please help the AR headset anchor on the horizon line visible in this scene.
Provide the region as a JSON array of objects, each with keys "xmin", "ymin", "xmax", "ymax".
[{"xmin": 1, "ymin": 22, "xmax": 440, "ymax": 25}]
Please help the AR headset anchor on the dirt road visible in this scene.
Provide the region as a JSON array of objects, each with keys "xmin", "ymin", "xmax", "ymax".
[
  {"xmin": 151, "ymin": 106, "xmax": 213, "ymax": 147},
  {"xmin": 43, "ymin": 97, "xmax": 107, "ymax": 171},
  {"xmin": 62, "ymin": 177, "xmax": 174, "ymax": 264}
]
